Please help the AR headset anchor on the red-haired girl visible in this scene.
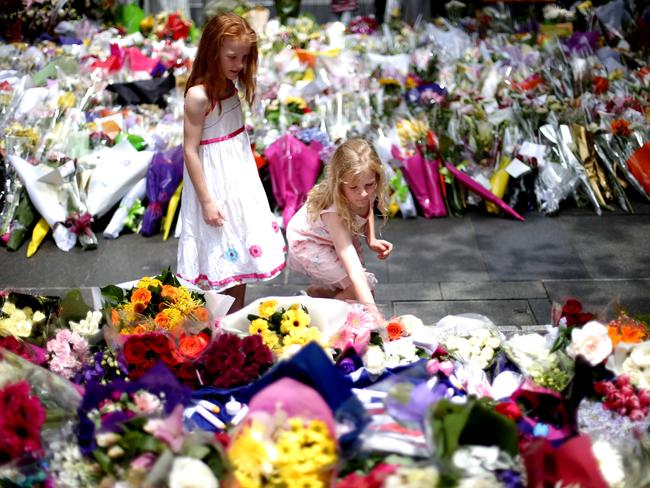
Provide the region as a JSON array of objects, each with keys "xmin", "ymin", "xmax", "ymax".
[{"xmin": 177, "ymin": 12, "xmax": 285, "ymax": 312}]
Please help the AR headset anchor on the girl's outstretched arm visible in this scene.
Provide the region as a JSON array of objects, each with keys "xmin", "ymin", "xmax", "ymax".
[
  {"xmin": 184, "ymin": 86, "xmax": 225, "ymax": 226},
  {"xmin": 322, "ymin": 212, "xmax": 375, "ymax": 306},
  {"xmin": 365, "ymin": 206, "xmax": 393, "ymax": 260}
]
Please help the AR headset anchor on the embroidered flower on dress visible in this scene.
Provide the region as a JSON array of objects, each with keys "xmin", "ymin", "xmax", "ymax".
[
  {"xmin": 272, "ymin": 221, "xmax": 280, "ymax": 233},
  {"xmin": 249, "ymin": 245, "xmax": 263, "ymax": 258},
  {"xmin": 225, "ymin": 247, "xmax": 239, "ymax": 262}
]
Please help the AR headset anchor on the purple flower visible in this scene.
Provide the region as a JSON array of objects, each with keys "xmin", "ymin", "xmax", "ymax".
[{"xmin": 337, "ymin": 358, "xmax": 357, "ymax": 375}]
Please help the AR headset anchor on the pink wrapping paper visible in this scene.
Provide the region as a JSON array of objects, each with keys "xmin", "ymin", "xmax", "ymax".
[
  {"xmin": 391, "ymin": 146, "xmax": 447, "ymax": 218},
  {"xmin": 444, "ymin": 162, "xmax": 525, "ymax": 222},
  {"xmin": 265, "ymin": 135, "xmax": 322, "ymax": 227}
]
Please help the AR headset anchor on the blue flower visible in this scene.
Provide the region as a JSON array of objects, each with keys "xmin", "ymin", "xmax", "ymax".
[{"xmin": 225, "ymin": 247, "xmax": 239, "ymax": 262}]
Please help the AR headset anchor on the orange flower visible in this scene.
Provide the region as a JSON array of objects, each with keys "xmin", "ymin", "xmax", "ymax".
[
  {"xmin": 621, "ymin": 325, "xmax": 645, "ymax": 344},
  {"xmin": 607, "ymin": 326, "xmax": 623, "ymax": 346},
  {"xmin": 111, "ymin": 308, "xmax": 120, "ymax": 325},
  {"xmin": 131, "ymin": 288, "xmax": 152, "ymax": 306},
  {"xmin": 161, "ymin": 285, "xmax": 180, "ymax": 302},
  {"xmin": 133, "ymin": 301, "xmax": 147, "ymax": 315},
  {"xmin": 178, "ymin": 333, "xmax": 209, "ymax": 359},
  {"xmin": 611, "ymin": 119, "xmax": 631, "ymax": 137},
  {"xmin": 386, "ymin": 320, "xmax": 405, "ymax": 341},
  {"xmin": 133, "ymin": 324, "xmax": 149, "ymax": 334},
  {"xmin": 154, "ymin": 311, "xmax": 170, "ymax": 329},
  {"xmin": 593, "ymin": 76, "xmax": 608, "ymax": 95},
  {"xmin": 193, "ymin": 307, "xmax": 209, "ymax": 323}
]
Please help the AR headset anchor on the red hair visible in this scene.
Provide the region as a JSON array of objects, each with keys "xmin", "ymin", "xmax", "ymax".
[{"xmin": 185, "ymin": 12, "xmax": 258, "ymax": 111}]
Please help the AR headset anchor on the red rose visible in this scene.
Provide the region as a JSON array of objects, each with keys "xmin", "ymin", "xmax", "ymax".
[
  {"xmin": 495, "ymin": 401, "xmax": 522, "ymax": 420},
  {"xmin": 562, "ymin": 299, "xmax": 582, "ymax": 315},
  {"xmin": 178, "ymin": 333, "xmax": 209, "ymax": 360},
  {"xmin": 123, "ymin": 337, "xmax": 146, "ymax": 363},
  {"xmin": 593, "ymin": 76, "xmax": 609, "ymax": 94}
]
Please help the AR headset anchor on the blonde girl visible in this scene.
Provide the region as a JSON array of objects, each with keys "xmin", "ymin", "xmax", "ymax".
[
  {"xmin": 177, "ymin": 13, "xmax": 286, "ymax": 312},
  {"xmin": 286, "ymin": 138, "xmax": 392, "ymax": 310}
]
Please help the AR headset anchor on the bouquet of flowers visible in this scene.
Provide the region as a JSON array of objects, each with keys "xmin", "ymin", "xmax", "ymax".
[
  {"xmin": 246, "ymin": 299, "xmax": 322, "ymax": 357},
  {"xmin": 227, "ymin": 377, "xmax": 338, "ymax": 488},
  {"xmin": 103, "ymin": 270, "xmax": 211, "ymax": 336},
  {"xmin": 434, "ymin": 314, "xmax": 504, "ymax": 371},
  {"xmin": 0, "ymin": 292, "xmax": 58, "ymax": 345}
]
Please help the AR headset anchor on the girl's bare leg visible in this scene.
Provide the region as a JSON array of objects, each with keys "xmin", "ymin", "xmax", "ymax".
[
  {"xmin": 224, "ymin": 284, "xmax": 246, "ymax": 313},
  {"xmin": 307, "ymin": 285, "xmax": 339, "ymax": 299}
]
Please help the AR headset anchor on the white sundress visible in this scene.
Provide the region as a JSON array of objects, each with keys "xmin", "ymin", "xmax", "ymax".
[{"xmin": 177, "ymin": 90, "xmax": 286, "ymax": 291}]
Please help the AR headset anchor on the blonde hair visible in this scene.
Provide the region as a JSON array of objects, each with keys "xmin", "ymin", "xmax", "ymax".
[
  {"xmin": 186, "ymin": 12, "xmax": 258, "ymax": 111},
  {"xmin": 306, "ymin": 138, "xmax": 389, "ymax": 234}
]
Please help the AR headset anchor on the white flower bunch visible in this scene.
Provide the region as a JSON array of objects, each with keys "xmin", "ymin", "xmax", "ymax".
[
  {"xmin": 543, "ymin": 5, "xmax": 575, "ymax": 21},
  {"xmin": 69, "ymin": 310, "xmax": 103, "ymax": 337},
  {"xmin": 362, "ymin": 338, "xmax": 421, "ymax": 376},
  {"xmin": 591, "ymin": 439, "xmax": 625, "ymax": 488},
  {"xmin": 444, "ymin": 328, "xmax": 502, "ymax": 370},
  {"xmin": 0, "ymin": 301, "xmax": 46, "ymax": 338},
  {"xmin": 168, "ymin": 456, "xmax": 219, "ymax": 488},
  {"xmin": 621, "ymin": 341, "xmax": 650, "ymax": 389}
]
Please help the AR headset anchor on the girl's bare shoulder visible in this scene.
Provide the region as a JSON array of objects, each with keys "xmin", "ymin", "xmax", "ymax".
[{"xmin": 184, "ymin": 85, "xmax": 210, "ymax": 113}]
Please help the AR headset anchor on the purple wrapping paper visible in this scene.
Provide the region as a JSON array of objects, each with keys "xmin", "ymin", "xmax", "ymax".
[
  {"xmin": 141, "ymin": 145, "xmax": 184, "ymax": 236},
  {"xmin": 391, "ymin": 145, "xmax": 447, "ymax": 218},
  {"xmin": 264, "ymin": 134, "xmax": 322, "ymax": 227}
]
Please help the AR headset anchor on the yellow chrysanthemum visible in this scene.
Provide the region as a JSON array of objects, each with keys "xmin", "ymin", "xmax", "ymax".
[
  {"xmin": 163, "ymin": 308, "xmax": 184, "ymax": 329},
  {"xmin": 283, "ymin": 473, "xmax": 325, "ymax": 488},
  {"xmin": 136, "ymin": 277, "xmax": 163, "ymax": 289},
  {"xmin": 249, "ymin": 318, "xmax": 270, "ymax": 335},
  {"xmin": 258, "ymin": 300, "xmax": 278, "ymax": 318},
  {"xmin": 228, "ymin": 424, "xmax": 269, "ymax": 486},
  {"xmin": 280, "ymin": 308, "xmax": 311, "ymax": 334},
  {"xmin": 261, "ymin": 330, "xmax": 281, "ymax": 351}
]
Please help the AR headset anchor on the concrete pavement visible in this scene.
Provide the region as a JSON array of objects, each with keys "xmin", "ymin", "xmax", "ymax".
[{"xmin": 1, "ymin": 200, "xmax": 649, "ymax": 329}]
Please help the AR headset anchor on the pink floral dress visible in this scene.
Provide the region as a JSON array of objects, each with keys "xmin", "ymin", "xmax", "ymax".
[
  {"xmin": 177, "ymin": 91, "xmax": 286, "ymax": 291},
  {"xmin": 286, "ymin": 204, "xmax": 376, "ymax": 291}
]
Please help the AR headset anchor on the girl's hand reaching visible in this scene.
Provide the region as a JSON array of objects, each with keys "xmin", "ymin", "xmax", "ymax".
[
  {"xmin": 369, "ymin": 239, "xmax": 393, "ymax": 260},
  {"xmin": 202, "ymin": 201, "xmax": 226, "ymax": 226}
]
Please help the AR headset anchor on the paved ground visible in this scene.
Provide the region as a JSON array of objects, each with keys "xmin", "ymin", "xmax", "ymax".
[{"xmin": 2, "ymin": 197, "xmax": 649, "ymax": 329}]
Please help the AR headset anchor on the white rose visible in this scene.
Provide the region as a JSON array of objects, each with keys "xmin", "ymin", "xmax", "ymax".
[
  {"xmin": 399, "ymin": 314, "xmax": 423, "ymax": 335},
  {"xmin": 630, "ymin": 342, "xmax": 650, "ymax": 368},
  {"xmin": 364, "ymin": 345, "xmax": 386, "ymax": 375},
  {"xmin": 485, "ymin": 337, "xmax": 501, "ymax": 349},
  {"xmin": 168, "ymin": 457, "xmax": 218, "ymax": 488},
  {"xmin": 96, "ymin": 432, "xmax": 121, "ymax": 447},
  {"xmin": 1, "ymin": 302, "xmax": 16, "ymax": 315},
  {"xmin": 566, "ymin": 321, "xmax": 612, "ymax": 366}
]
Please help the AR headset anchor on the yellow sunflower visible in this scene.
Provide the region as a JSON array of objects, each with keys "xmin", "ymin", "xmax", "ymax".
[{"xmin": 280, "ymin": 308, "xmax": 311, "ymax": 334}]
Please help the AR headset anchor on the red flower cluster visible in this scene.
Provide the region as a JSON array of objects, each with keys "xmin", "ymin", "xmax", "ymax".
[
  {"xmin": 196, "ymin": 333, "xmax": 273, "ymax": 389},
  {"xmin": 592, "ymin": 76, "xmax": 609, "ymax": 95},
  {"xmin": 123, "ymin": 331, "xmax": 210, "ymax": 382},
  {"xmin": 560, "ymin": 299, "xmax": 595, "ymax": 327},
  {"xmin": 337, "ymin": 463, "xmax": 397, "ymax": 488},
  {"xmin": 595, "ymin": 375, "xmax": 650, "ymax": 420},
  {"xmin": 158, "ymin": 13, "xmax": 191, "ymax": 41},
  {"xmin": 0, "ymin": 337, "xmax": 46, "ymax": 365},
  {"xmin": 0, "ymin": 381, "xmax": 45, "ymax": 465}
]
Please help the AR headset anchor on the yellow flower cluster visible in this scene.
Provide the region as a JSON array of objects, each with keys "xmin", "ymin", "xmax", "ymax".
[
  {"xmin": 228, "ymin": 417, "xmax": 337, "ymax": 488},
  {"xmin": 396, "ymin": 118, "xmax": 429, "ymax": 147},
  {"xmin": 113, "ymin": 276, "xmax": 208, "ymax": 335},
  {"xmin": 248, "ymin": 301, "xmax": 321, "ymax": 355},
  {"xmin": 0, "ymin": 301, "xmax": 46, "ymax": 339}
]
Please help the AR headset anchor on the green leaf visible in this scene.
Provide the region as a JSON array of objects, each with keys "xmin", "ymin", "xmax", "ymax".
[
  {"xmin": 101, "ymin": 285, "xmax": 125, "ymax": 306},
  {"xmin": 58, "ymin": 289, "xmax": 91, "ymax": 325},
  {"xmin": 93, "ymin": 449, "xmax": 113, "ymax": 474},
  {"xmin": 185, "ymin": 444, "xmax": 210, "ymax": 459}
]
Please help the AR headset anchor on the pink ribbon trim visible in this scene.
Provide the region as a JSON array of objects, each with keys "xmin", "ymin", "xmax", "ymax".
[
  {"xmin": 178, "ymin": 262, "xmax": 285, "ymax": 289},
  {"xmin": 199, "ymin": 126, "xmax": 245, "ymax": 145}
]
